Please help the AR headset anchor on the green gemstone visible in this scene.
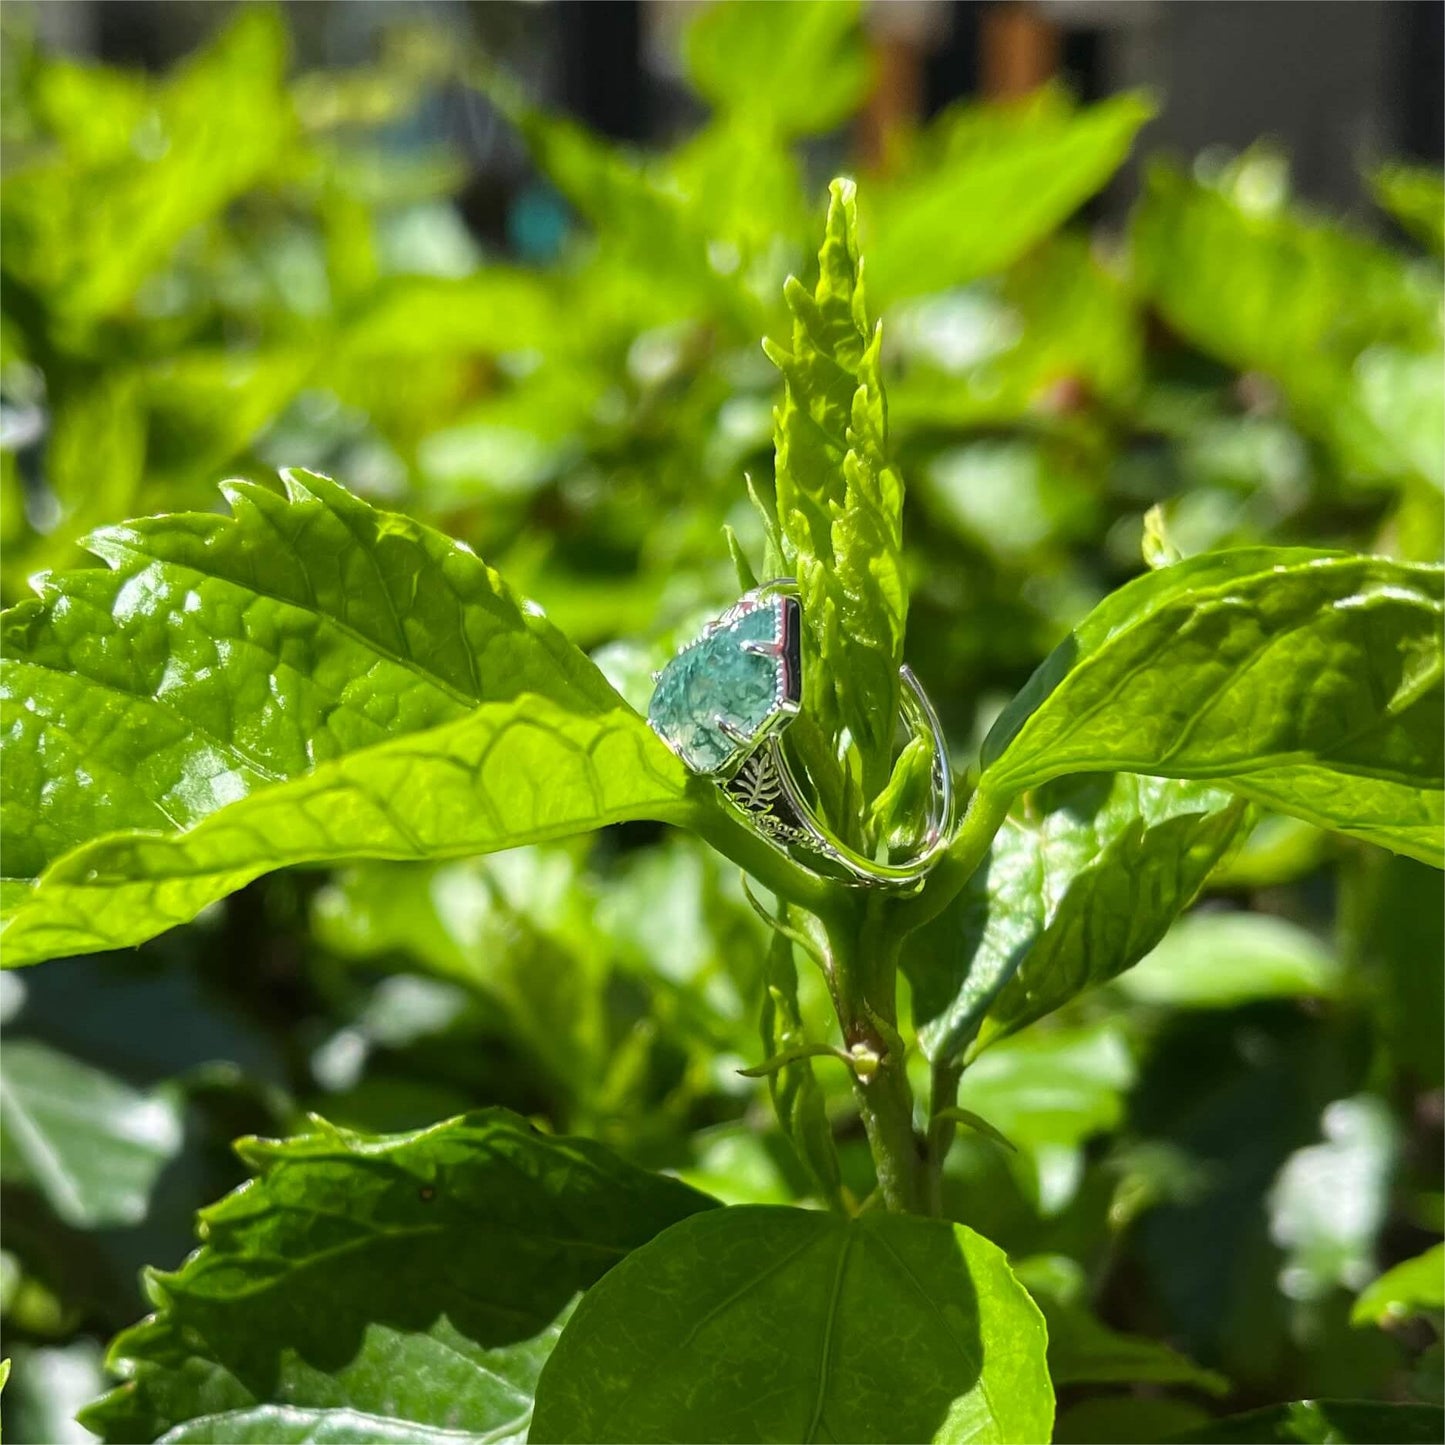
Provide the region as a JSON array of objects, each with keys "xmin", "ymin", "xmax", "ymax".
[{"xmin": 648, "ymin": 595, "xmax": 800, "ymax": 774}]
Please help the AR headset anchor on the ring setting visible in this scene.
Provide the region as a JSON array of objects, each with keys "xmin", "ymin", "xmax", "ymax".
[{"xmin": 647, "ymin": 581, "xmax": 954, "ymax": 889}]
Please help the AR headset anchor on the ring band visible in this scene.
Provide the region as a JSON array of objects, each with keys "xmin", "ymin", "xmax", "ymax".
[{"xmin": 647, "ymin": 581, "xmax": 954, "ymax": 889}]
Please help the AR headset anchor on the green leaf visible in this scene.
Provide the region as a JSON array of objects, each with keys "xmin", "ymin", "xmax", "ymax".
[
  {"xmin": 1365, "ymin": 854, "xmax": 1445, "ymax": 1089},
  {"xmin": 863, "ymin": 89, "xmax": 1153, "ymax": 301},
  {"xmin": 767, "ymin": 178, "xmax": 906, "ymax": 807},
  {"xmin": 1014, "ymin": 1254, "xmax": 1228, "ymax": 1394},
  {"xmin": 529, "ymin": 1205, "xmax": 1053, "ymax": 1444},
  {"xmin": 757, "ymin": 931, "xmax": 843, "ymax": 1207},
  {"xmin": 681, "ymin": 0, "xmax": 871, "ymax": 138},
  {"xmin": 1055, "ymin": 1396, "xmax": 1211, "ymax": 1445},
  {"xmin": 1133, "ymin": 162, "xmax": 1444, "ymax": 490},
  {"xmin": 1370, "ymin": 163, "xmax": 1445, "ymax": 257},
  {"xmin": 932, "ymin": 1108, "xmax": 1017, "ymax": 1156},
  {"xmin": 79, "ymin": 1110, "xmax": 717, "ymax": 1445},
  {"xmin": 155, "ymin": 1405, "xmax": 479, "ymax": 1443},
  {"xmin": 315, "ymin": 849, "xmax": 613, "ymax": 1105},
  {"xmin": 1351, "ymin": 1243, "xmax": 1445, "ymax": 1327},
  {"xmin": 31, "ymin": 370, "xmax": 145, "ymax": 574},
  {"xmin": 1169, "ymin": 1401, "xmax": 1445, "ymax": 1444},
  {"xmin": 496, "ymin": 100, "xmax": 789, "ymax": 334},
  {"xmin": 907, "ymin": 774, "xmax": 1247, "ymax": 1063},
  {"xmin": 1206, "ymin": 813, "xmax": 1330, "ymax": 890},
  {"xmin": 978, "ymin": 550, "xmax": 1444, "ymax": 866},
  {"xmin": 1120, "ymin": 911, "xmax": 1341, "ymax": 1009},
  {"xmin": 0, "ymin": 1038, "xmax": 182, "ymax": 1229},
  {"xmin": 890, "ymin": 236, "xmax": 1143, "ymax": 435},
  {"xmin": 1, "ymin": 9, "xmax": 294, "ymax": 320},
  {"xmin": 1, "ymin": 470, "xmax": 692, "ymax": 965},
  {"xmin": 950, "ymin": 1023, "xmax": 1137, "ymax": 1215}
]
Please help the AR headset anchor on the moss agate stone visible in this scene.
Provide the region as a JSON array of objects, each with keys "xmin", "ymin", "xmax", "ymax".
[{"xmin": 648, "ymin": 594, "xmax": 801, "ymax": 774}]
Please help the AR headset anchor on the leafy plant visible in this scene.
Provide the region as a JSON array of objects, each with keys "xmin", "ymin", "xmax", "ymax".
[{"xmin": 1, "ymin": 5, "xmax": 1442, "ymax": 1443}]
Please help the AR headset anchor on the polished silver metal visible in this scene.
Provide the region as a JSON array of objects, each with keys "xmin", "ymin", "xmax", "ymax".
[
  {"xmin": 649, "ymin": 580, "xmax": 955, "ymax": 890},
  {"xmin": 718, "ymin": 664, "xmax": 954, "ymax": 888}
]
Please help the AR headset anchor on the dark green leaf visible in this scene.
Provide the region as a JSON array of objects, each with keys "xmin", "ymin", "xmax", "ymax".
[
  {"xmin": 1362, "ymin": 854, "xmax": 1445, "ymax": 1089},
  {"xmin": 1351, "ymin": 1243, "xmax": 1445, "ymax": 1327},
  {"xmin": 1, "ymin": 470, "xmax": 692, "ymax": 965},
  {"xmin": 0, "ymin": 1038, "xmax": 182, "ymax": 1229},
  {"xmin": 681, "ymin": 0, "xmax": 871, "ymax": 138},
  {"xmin": 1120, "ymin": 911, "xmax": 1341, "ymax": 1009},
  {"xmin": 529, "ymin": 1205, "xmax": 1053, "ymax": 1444},
  {"xmin": 315, "ymin": 849, "xmax": 613, "ymax": 1104},
  {"xmin": 80, "ymin": 1110, "xmax": 716, "ymax": 1445},
  {"xmin": 979, "ymin": 550, "xmax": 1444, "ymax": 865},
  {"xmin": 907, "ymin": 774, "xmax": 1247, "ymax": 1063},
  {"xmin": 767, "ymin": 178, "xmax": 906, "ymax": 806},
  {"xmin": 1169, "ymin": 1401, "xmax": 1445, "ymax": 1444},
  {"xmin": 1014, "ymin": 1254, "xmax": 1228, "ymax": 1394},
  {"xmin": 863, "ymin": 88, "xmax": 1153, "ymax": 301},
  {"xmin": 1055, "ymin": 1396, "xmax": 1211, "ymax": 1445}
]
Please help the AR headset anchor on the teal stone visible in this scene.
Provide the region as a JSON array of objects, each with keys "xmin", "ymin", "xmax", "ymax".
[{"xmin": 648, "ymin": 594, "xmax": 801, "ymax": 775}]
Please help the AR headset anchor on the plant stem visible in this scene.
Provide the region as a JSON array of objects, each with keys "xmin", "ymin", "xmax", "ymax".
[
  {"xmin": 854, "ymin": 1044, "xmax": 925, "ymax": 1213},
  {"xmin": 924, "ymin": 1060, "xmax": 963, "ymax": 1216},
  {"xmin": 893, "ymin": 782, "xmax": 1012, "ymax": 938},
  {"xmin": 825, "ymin": 900, "xmax": 926, "ymax": 1214},
  {"xmin": 689, "ymin": 792, "xmax": 842, "ymax": 920}
]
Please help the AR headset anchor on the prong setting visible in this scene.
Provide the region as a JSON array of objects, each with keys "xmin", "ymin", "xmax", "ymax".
[{"xmin": 646, "ymin": 580, "xmax": 956, "ymax": 890}]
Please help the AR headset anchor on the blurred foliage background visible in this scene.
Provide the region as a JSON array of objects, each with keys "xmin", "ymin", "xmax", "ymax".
[{"xmin": 1, "ymin": 2, "xmax": 1442, "ymax": 1441}]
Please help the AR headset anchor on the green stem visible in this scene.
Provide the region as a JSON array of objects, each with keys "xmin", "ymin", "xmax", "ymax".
[
  {"xmin": 825, "ymin": 901, "xmax": 925, "ymax": 1214},
  {"xmin": 855, "ymin": 1046, "xmax": 925, "ymax": 1214},
  {"xmin": 924, "ymin": 1061, "xmax": 963, "ymax": 1217},
  {"xmin": 893, "ymin": 781, "xmax": 1012, "ymax": 938},
  {"xmin": 688, "ymin": 791, "xmax": 842, "ymax": 920}
]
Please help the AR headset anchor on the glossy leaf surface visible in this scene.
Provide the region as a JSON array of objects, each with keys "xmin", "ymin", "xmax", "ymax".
[
  {"xmin": 1, "ymin": 472, "xmax": 691, "ymax": 965},
  {"xmin": 529, "ymin": 1205, "xmax": 1053, "ymax": 1444},
  {"xmin": 907, "ymin": 774, "xmax": 1247, "ymax": 1063},
  {"xmin": 979, "ymin": 550, "xmax": 1444, "ymax": 865},
  {"xmin": 81, "ymin": 1110, "xmax": 716, "ymax": 1444}
]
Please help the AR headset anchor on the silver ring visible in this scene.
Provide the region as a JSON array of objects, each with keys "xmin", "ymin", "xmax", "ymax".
[{"xmin": 646, "ymin": 581, "xmax": 954, "ymax": 889}]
